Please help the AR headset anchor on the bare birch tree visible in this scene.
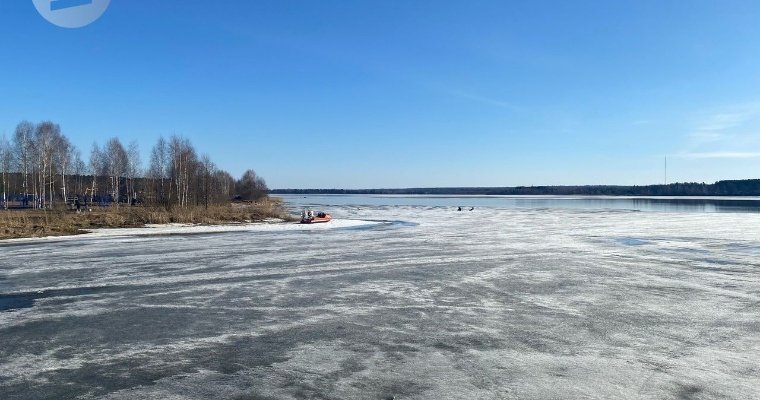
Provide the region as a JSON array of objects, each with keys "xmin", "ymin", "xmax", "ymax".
[
  {"xmin": 0, "ymin": 134, "xmax": 12, "ymax": 209},
  {"xmin": 213, "ymin": 170, "xmax": 235, "ymax": 203},
  {"xmin": 149, "ymin": 136, "xmax": 169, "ymax": 206},
  {"xmin": 104, "ymin": 138, "xmax": 128, "ymax": 205},
  {"xmin": 34, "ymin": 122, "xmax": 60, "ymax": 208},
  {"xmin": 54, "ymin": 134, "xmax": 73, "ymax": 206},
  {"xmin": 73, "ymin": 149, "xmax": 86, "ymax": 197},
  {"xmin": 89, "ymin": 143, "xmax": 103, "ymax": 205},
  {"xmin": 13, "ymin": 121, "xmax": 34, "ymax": 206},
  {"xmin": 168, "ymin": 135, "xmax": 197, "ymax": 207},
  {"xmin": 199, "ymin": 154, "xmax": 216, "ymax": 209},
  {"xmin": 127, "ymin": 141, "xmax": 141, "ymax": 205}
]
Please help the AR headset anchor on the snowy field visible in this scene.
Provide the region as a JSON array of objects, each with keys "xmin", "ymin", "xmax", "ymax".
[{"xmin": 2, "ymin": 204, "xmax": 760, "ymax": 399}]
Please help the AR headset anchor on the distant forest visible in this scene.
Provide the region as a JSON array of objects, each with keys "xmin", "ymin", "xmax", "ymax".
[
  {"xmin": 0, "ymin": 120, "xmax": 268, "ymax": 209},
  {"xmin": 272, "ymin": 179, "xmax": 760, "ymax": 197}
]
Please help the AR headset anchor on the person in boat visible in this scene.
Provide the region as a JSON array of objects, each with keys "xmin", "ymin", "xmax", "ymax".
[
  {"xmin": 308, "ymin": 209, "xmax": 314, "ymax": 218},
  {"xmin": 302, "ymin": 209, "xmax": 308, "ymax": 220}
]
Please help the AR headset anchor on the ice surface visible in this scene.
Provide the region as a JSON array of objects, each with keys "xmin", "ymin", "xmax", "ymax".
[
  {"xmin": 1, "ymin": 218, "xmax": 383, "ymax": 245},
  {"xmin": 1, "ymin": 206, "xmax": 760, "ymax": 399}
]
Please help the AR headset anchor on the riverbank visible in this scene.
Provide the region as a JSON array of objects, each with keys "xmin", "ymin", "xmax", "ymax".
[{"xmin": 0, "ymin": 201, "xmax": 296, "ymax": 240}]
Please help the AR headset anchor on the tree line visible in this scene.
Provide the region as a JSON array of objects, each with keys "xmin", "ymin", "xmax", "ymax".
[
  {"xmin": 272, "ymin": 180, "xmax": 760, "ymax": 196},
  {"xmin": 0, "ymin": 120, "xmax": 268, "ymax": 210}
]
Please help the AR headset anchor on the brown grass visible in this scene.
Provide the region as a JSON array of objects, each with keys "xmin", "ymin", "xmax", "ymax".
[{"xmin": 0, "ymin": 200, "xmax": 296, "ymax": 240}]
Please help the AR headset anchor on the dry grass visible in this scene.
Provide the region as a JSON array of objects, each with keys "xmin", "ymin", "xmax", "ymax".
[{"xmin": 0, "ymin": 200, "xmax": 295, "ymax": 240}]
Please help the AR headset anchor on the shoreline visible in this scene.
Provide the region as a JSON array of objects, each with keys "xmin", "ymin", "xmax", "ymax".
[
  {"xmin": 0, "ymin": 220, "xmax": 286, "ymax": 244},
  {"xmin": 0, "ymin": 202, "xmax": 296, "ymax": 241},
  {"xmin": 269, "ymin": 179, "xmax": 760, "ymax": 196},
  {"xmin": 0, "ymin": 218, "xmax": 384, "ymax": 244}
]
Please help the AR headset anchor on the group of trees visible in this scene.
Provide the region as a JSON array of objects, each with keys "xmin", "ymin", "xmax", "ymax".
[
  {"xmin": 0, "ymin": 120, "xmax": 268, "ymax": 210},
  {"xmin": 272, "ymin": 180, "xmax": 760, "ymax": 196}
]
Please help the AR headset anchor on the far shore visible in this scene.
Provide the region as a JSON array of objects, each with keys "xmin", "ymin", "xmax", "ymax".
[
  {"xmin": 270, "ymin": 178, "xmax": 760, "ymax": 196},
  {"xmin": 0, "ymin": 201, "xmax": 296, "ymax": 240}
]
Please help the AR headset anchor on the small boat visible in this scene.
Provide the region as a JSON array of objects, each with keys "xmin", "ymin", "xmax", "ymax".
[{"xmin": 300, "ymin": 210, "xmax": 332, "ymax": 224}]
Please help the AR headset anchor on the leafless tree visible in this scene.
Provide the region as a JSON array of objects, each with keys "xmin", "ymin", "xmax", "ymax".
[
  {"xmin": 199, "ymin": 154, "xmax": 216, "ymax": 209},
  {"xmin": 0, "ymin": 134, "xmax": 12, "ymax": 209},
  {"xmin": 104, "ymin": 138, "xmax": 128, "ymax": 205},
  {"xmin": 34, "ymin": 121, "xmax": 61, "ymax": 208},
  {"xmin": 13, "ymin": 121, "xmax": 34, "ymax": 205},
  {"xmin": 214, "ymin": 170, "xmax": 235, "ymax": 202},
  {"xmin": 127, "ymin": 140, "xmax": 141, "ymax": 205},
  {"xmin": 168, "ymin": 135, "xmax": 197, "ymax": 207},
  {"xmin": 237, "ymin": 169, "xmax": 269, "ymax": 202},
  {"xmin": 149, "ymin": 136, "xmax": 169, "ymax": 206},
  {"xmin": 89, "ymin": 143, "xmax": 103, "ymax": 205},
  {"xmin": 73, "ymin": 149, "xmax": 87, "ymax": 197},
  {"xmin": 54, "ymin": 134, "xmax": 73, "ymax": 205}
]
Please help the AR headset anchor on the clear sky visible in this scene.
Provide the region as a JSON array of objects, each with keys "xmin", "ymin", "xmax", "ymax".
[{"xmin": 2, "ymin": 1, "xmax": 760, "ymax": 188}]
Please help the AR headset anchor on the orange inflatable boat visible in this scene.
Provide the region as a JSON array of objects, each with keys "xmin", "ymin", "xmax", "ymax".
[{"xmin": 301, "ymin": 211, "xmax": 332, "ymax": 224}]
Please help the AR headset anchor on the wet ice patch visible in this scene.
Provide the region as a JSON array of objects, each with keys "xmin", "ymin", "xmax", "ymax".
[
  {"xmin": 0, "ymin": 294, "xmax": 35, "ymax": 312},
  {"xmin": 615, "ymin": 237, "xmax": 650, "ymax": 246}
]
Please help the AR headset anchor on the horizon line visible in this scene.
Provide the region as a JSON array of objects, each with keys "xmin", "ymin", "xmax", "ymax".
[{"xmin": 271, "ymin": 178, "xmax": 760, "ymax": 191}]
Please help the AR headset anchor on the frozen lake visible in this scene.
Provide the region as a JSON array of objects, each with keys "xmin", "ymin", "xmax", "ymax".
[
  {"xmin": 280, "ymin": 193, "xmax": 760, "ymax": 213},
  {"xmin": 2, "ymin": 199, "xmax": 760, "ymax": 399}
]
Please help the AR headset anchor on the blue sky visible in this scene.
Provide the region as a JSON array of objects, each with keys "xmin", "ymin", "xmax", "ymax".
[{"xmin": 2, "ymin": 1, "xmax": 760, "ymax": 188}]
